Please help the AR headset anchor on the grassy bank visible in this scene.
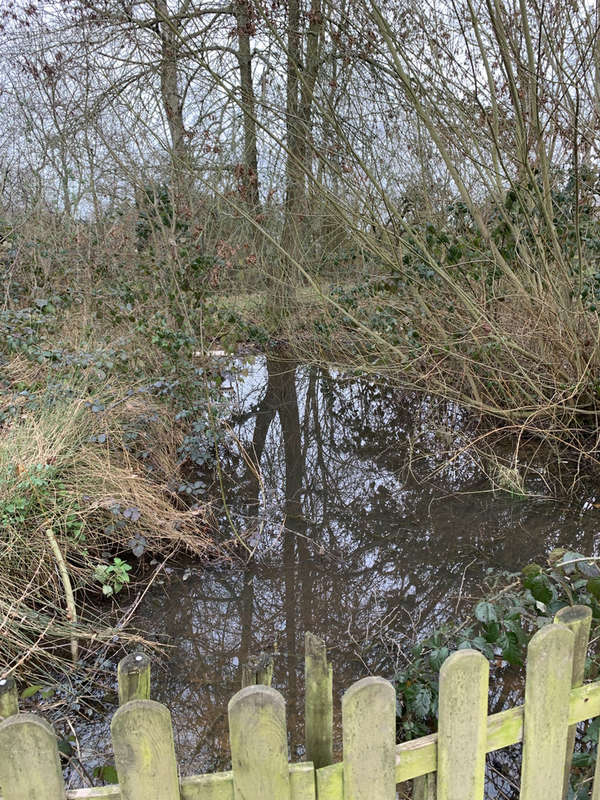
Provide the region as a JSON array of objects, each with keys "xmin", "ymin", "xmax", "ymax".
[{"xmin": 0, "ymin": 285, "xmax": 244, "ymax": 683}]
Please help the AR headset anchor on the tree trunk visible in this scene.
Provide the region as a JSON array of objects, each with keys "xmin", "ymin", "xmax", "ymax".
[
  {"xmin": 279, "ymin": 0, "xmax": 322, "ymax": 310},
  {"xmin": 155, "ymin": 0, "xmax": 188, "ymax": 216},
  {"xmin": 235, "ymin": 0, "xmax": 260, "ymax": 212}
]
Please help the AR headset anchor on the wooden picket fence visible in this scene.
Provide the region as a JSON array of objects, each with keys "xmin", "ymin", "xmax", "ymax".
[{"xmin": 1, "ymin": 606, "xmax": 600, "ymax": 800}]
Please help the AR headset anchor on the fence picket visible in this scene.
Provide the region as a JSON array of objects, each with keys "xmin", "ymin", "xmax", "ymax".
[
  {"xmin": 0, "ymin": 713, "xmax": 66, "ymax": 800},
  {"xmin": 111, "ymin": 699, "xmax": 180, "ymax": 800},
  {"xmin": 412, "ymin": 773, "xmax": 436, "ymax": 799},
  {"xmin": 437, "ymin": 649, "xmax": 488, "ymax": 800},
  {"xmin": 1, "ymin": 617, "xmax": 599, "ymax": 800},
  {"xmin": 520, "ymin": 623, "xmax": 574, "ymax": 800},
  {"xmin": 305, "ymin": 632, "xmax": 333, "ymax": 770},
  {"xmin": 0, "ymin": 677, "xmax": 18, "ymax": 721},
  {"xmin": 117, "ymin": 653, "xmax": 151, "ymax": 705},
  {"xmin": 228, "ymin": 685, "xmax": 291, "ymax": 800},
  {"xmin": 554, "ymin": 605, "xmax": 592, "ymax": 799},
  {"xmin": 342, "ymin": 676, "xmax": 396, "ymax": 800},
  {"xmin": 289, "ymin": 763, "xmax": 317, "ymax": 800},
  {"xmin": 315, "ymin": 762, "xmax": 343, "ymax": 800},
  {"xmin": 181, "ymin": 772, "xmax": 234, "ymax": 800}
]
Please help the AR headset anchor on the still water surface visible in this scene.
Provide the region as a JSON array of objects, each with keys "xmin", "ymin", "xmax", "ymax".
[{"xmin": 83, "ymin": 358, "xmax": 600, "ymax": 794}]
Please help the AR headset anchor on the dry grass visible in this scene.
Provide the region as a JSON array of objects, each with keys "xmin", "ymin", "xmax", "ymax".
[{"xmin": 0, "ymin": 347, "xmax": 237, "ymax": 684}]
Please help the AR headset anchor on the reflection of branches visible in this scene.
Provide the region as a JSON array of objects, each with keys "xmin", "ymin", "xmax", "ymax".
[{"xmin": 82, "ymin": 360, "xmax": 600, "ymax": 780}]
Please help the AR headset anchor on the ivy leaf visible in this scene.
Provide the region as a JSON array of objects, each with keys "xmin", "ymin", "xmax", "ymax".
[
  {"xmin": 504, "ymin": 618, "xmax": 528, "ymax": 645},
  {"xmin": 123, "ymin": 506, "xmax": 141, "ymax": 522},
  {"xmin": 584, "ymin": 717, "xmax": 600, "ymax": 744},
  {"xmin": 413, "ymin": 685, "xmax": 433, "ymax": 719},
  {"xmin": 483, "ymin": 621, "xmax": 500, "ymax": 643},
  {"xmin": 523, "ymin": 574, "xmax": 552, "ymax": 604},
  {"xmin": 93, "ymin": 764, "xmax": 119, "ymax": 785},
  {"xmin": 129, "ymin": 536, "xmax": 147, "ymax": 558},
  {"xmin": 557, "ymin": 551, "xmax": 599, "ymax": 577},
  {"xmin": 471, "ymin": 636, "xmax": 495, "ymax": 660},
  {"xmin": 499, "ymin": 631, "xmax": 523, "ymax": 665},
  {"xmin": 57, "ymin": 738, "xmax": 74, "ymax": 757},
  {"xmin": 475, "ymin": 601, "xmax": 498, "ymax": 624},
  {"xmin": 571, "ymin": 752, "xmax": 594, "ymax": 768},
  {"xmin": 522, "ymin": 563, "xmax": 543, "ymax": 578},
  {"xmin": 429, "ymin": 646, "xmax": 449, "ymax": 671},
  {"xmin": 587, "ymin": 578, "xmax": 600, "ymax": 600}
]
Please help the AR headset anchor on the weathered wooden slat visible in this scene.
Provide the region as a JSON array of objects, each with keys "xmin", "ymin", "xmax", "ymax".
[
  {"xmin": 67, "ymin": 789, "xmax": 120, "ymax": 799},
  {"xmin": 117, "ymin": 653, "xmax": 151, "ymax": 705},
  {"xmin": 315, "ymin": 763, "xmax": 343, "ymax": 800},
  {"xmin": 111, "ymin": 700, "xmax": 180, "ymax": 800},
  {"xmin": 289, "ymin": 762, "xmax": 316, "ymax": 800},
  {"xmin": 305, "ymin": 632, "xmax": 333, "ymax": 770},
  {"xmin": 395, "ymin": 733, "xmax": 437, "ymax": 784},
  {"xmin": 342, "ymin": 677, "xmax": 396, "ymax": 800},
  {"xmin": 554, "ymin": 605, "xmax": 592, "ymax": 799},
  {"xmin": 0, "ymin": 677, "xmax": 18, "ymax": 721},
  {"xmin": 520, "ymin": 624, "xmax": 574, "ymax": 800},
  {"xmin": 229, "ymin": 685, "xmax": 291, "ymax": 800},
  {"xmin": 437, "ymin": 649, "xmax": 488, "ymax": 800},
  {"xmin": 240, "ymin": 653, "xmax": 274, "ymax": 688},
  {"xmin": 181, "ymin": 765, "xmax": 314, "ymax": 800},
  {"xmin": 0, "ymin": 713, "xmax": 66, "ymax": 800},
  {"xmin": 181, "ymin": 773, "xmax": 234, "ymax": 800},
  {"xmin": 394, "ymin": 679, "xmax": 600, "ymax": 783},
  {"xmin": 59, "ymin": 764, "xmax": 315, "ymax": 800},
  {"xmin": 412, "ymin": 773, "xmax": 435, "ymax": 800}
]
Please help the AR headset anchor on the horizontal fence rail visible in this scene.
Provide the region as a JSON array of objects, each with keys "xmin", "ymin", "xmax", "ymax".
[{"xmin": 0, "ymin": 607, "xmax": 598, "ymax": 800}]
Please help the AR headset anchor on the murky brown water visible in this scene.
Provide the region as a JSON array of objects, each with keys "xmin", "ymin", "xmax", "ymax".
[{"xmin": 71, "ymin": 358, "xmax": 600, "ymax": 795}]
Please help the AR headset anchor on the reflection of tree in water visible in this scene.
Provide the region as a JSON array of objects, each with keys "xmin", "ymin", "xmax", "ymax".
[{"xmin": 135, "ymin": 359, "xmax": 597, "ymax": 794}]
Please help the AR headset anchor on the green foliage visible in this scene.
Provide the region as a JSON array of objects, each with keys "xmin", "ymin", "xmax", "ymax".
[
  {"xmin": 93, "ymin": 764, "xmax": 119, "ymax": 785},
  {"xmin": 0, "ymin": 463, "xmax": 84, "ymax": 542},
  {"xmin": 392, "ymin": 551, "xmax": 600, "ymax": 742},
  {"xmin": 94, "ymin": 557, "xmax": 132, "ymax": 596}
]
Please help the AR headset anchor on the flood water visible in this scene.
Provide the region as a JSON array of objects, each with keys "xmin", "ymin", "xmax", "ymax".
[{"xmin": 77, "ymin": 358, "xmax": 600, "ymax": 795}]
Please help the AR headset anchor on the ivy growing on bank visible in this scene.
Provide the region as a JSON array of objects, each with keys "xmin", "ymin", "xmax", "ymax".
[{"xmin": 390, "ymin": 550, "xmax": 600, "ymax": 792}]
